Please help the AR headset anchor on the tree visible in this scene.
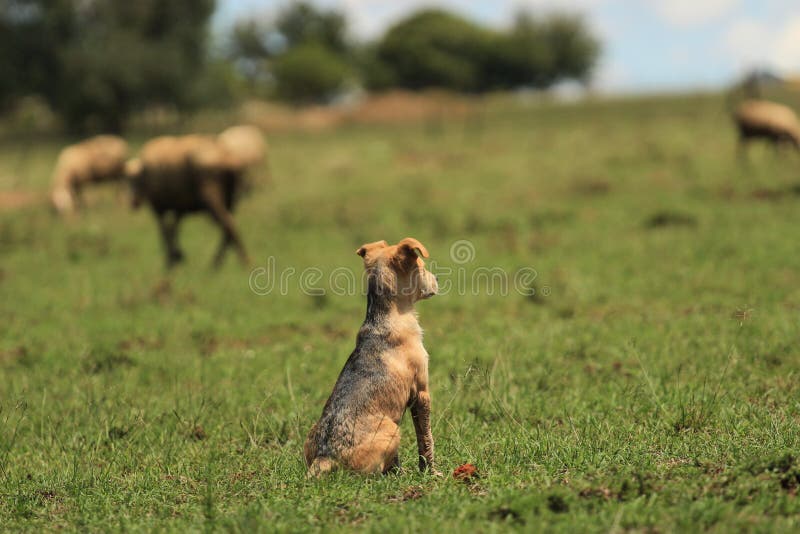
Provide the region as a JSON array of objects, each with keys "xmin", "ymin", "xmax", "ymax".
[
  {"xmin": 271, "ymin": 44, "xmax": 349, "ymax": 104},
  {"xmin": 367, "ymin": 8, "xmax": 600, "ymax": 93},
  {"xmin": 539, "ymin": 13, "xmax": 600, "ymax": 84},
  {"xmin": 274, "ymin": 1, "xmax": 348, "ymax": 55},
  {"xmin": 0, "ymin": 0, "xmax": 217, "ymax": 132},
  {"xmin": 370, "ymin": 10, "xmax": 492, "ymax": 92},
  {"xmin": 0, "ymin": 0, "xmax": 72, "ymax": 109},
  {"xmin": 227, "ymin": 1, "xmax": 352, "ymax": 103}
]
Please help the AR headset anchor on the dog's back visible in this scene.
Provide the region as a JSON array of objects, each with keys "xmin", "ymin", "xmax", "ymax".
[{"xmin": 304, "ymin": 329, "xmax": 400, "ymax": 469}]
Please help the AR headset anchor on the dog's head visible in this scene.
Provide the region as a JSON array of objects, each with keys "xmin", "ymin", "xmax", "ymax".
[{"xmin": 357, "ymin": 237, "xmax": 438, "ymax": 304}]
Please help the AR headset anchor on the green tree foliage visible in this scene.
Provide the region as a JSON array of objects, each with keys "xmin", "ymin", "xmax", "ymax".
[
  {"xmin": 0, "ymin": 0, "xmax": 71, "ymax": 109},
  {"xmin": 228, "ymin": 1, "xmax": 351, "ymax": 104},
  {"xmin": 0, "ymin": 0, "xmax": 216, "ymax": 132},
  {"xmin": 271, "ymin": 44, "xmax": 349, "ymax": 104},
  {"xmin": 368, "ymin": 10, "xmax": 492, "ymax": 92},
  {"xmin": 539, "ymin": 13, "xmax": 601, "ymax": 83},
  {"xmin": 274, "ymin": 1, "xmax": 348, "ymax": 55},
  {"xmin": 367, "ymin": 9, "xmax": 600, "ymax": 92}
]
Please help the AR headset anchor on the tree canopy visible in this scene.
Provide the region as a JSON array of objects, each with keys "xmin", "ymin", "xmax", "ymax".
[
  {"xmin": 1, "ymin": 0, "xmax": 216, "ymax": 132},
  {"xmin": 1, "ymin": 1, "xmax": 602, "ymax": 128},
  {"xmin": 227, "ymin": 1, "xmax": 352, "ymax": 104},
  {"xmin": 367, "ymin": 9, "xmax": 600, "ymax": 93}
]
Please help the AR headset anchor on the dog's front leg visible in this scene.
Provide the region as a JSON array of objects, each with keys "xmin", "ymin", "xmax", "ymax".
[{"xmin": 410, "ymin": 390, "xmax": 439, "ymax": 474}]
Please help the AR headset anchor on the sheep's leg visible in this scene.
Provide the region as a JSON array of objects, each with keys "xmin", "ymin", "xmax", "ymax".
[
  {"xmin": 200, "ymin": 180, "xmax": 250, "ymax": 268},
  {"xmin": 211, "ymin": 232, "xmax": 232, "ymax": 268},
  {"xmin": 73, "ymin": 183, "xmax": 86, "ymax": 211},
  {"xmin": 737, "ymin": 135, "xmax": 750, "ymax": 164},
  {"xmin": 772, "ymin": 138, "xmax": 785, "ymax": 156},
  {"xmin": 157, "ymin": 212, "xmax": 184, "ymax": 269}
]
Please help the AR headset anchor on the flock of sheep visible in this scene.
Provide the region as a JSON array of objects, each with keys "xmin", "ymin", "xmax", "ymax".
[
  {"xmin": 45, "ymin": 93, "xmax": 799, "ymax": 271},
  {"xmin": 50, "ymin": 125, "xmax": 266, "ymax": 268}
]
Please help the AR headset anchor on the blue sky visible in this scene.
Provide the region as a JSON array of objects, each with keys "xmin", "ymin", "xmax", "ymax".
[{"xmin": 213, "ymin": 0, "xmax": 800, "ymax": 92}]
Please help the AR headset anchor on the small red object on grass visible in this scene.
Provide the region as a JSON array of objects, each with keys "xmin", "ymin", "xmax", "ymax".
[{"xmin": 453, "ymin": 463, "xmax": 478, "ymax": 481}]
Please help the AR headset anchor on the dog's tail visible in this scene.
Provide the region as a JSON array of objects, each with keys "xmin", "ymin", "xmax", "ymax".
[{"xmin": 306, "ymin": 457, "xmax": 337, "ymax": 478}]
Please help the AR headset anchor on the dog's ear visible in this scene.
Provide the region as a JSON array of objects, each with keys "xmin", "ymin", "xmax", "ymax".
[
  {"xmin": 356, "ymin": 240, "xmax": 388, "ymax": 259},
  {"xmin": 396, "ymin": 237, "xmax": 429, "ymax": 262}
]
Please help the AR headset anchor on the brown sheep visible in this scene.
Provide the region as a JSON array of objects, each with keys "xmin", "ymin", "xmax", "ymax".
[
  {"xmin": 50, "ymin": 135, "xmax": 128, "ymax": 215},
  {"xmin": 127, "ymin": 135, "xmax": 251, "ymax": 269},
  {"xmin": 733, "ymin": 99, "xmax": 800, "ymax": 154},
  {"xmin": 217, "ymin": 125, "xmax": 269, "ymax": 186},
  {"xmin": 217, "ymin": 125, "xmax": 266, "ymax": 168}
]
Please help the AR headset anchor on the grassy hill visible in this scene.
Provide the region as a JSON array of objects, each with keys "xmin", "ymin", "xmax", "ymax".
[{"xmin": 1, "ymin": 92, "xmax": 800, "ymax": 531}]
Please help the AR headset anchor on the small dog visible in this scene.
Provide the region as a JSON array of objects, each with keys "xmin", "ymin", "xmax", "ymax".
[{"xmin": 304, "ymin": 238, "xmax": 439, "ymax": 476}]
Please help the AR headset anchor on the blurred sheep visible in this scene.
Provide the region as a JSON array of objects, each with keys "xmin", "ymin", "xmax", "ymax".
[
  {"xmin": 127, "ymin": 134, "xmax": 250, "ymax": 269},
  {"xmin": 733, "ymin": 99, "xmax": 800, "ymax": 155},
  {"xmin": 217, "ymin": 125, "xmax": 269, "ymax": 186},
  {"xmin": 50, "ymin": 135, "xmax": 128, "ymax": 215}
]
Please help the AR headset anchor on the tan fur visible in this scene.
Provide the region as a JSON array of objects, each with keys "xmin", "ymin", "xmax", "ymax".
[
  {"xmin": 217, "ymin": 125, "xmax": 266, "ymax": 168},
  {"xmin": 127, "ymin": 134, "xmax": 250, "ymax": 269},
  {"xmin": 304, "ymin": 238, "xmax": 439, "ymax": 477},
  {"xmin": 136, "ymin": 135, "xmax": 245, "ymax": 176},
  {"xmin": 50, "ymin": 135, "xmax": 128, "ymax": 215},
  {"xmin": 734, "ymin": 99, "xmax": 800, "ymax": 151},
  {"xmin": 217, "ymin": 125, "xmax": 270, "ymax": 188}
]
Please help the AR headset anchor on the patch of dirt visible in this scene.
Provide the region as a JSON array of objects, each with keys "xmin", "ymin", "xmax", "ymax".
[
  {"xmin": 83, "ymin": 349, "xmax": 135, "ymax": 374},
  {"xmin": 190, "ymin": 425, "xmax": 206, "ymax": 441},
  {"xmin": 241, "ymin": 91, "xmax": 474, "ymax": 134},
  {"xmin": 333, "ymin": 504, "xmax": 367, "ymax": 526},
  {"xmin": 488, "ymin": 506, "xmax": 524, "ymax": 524},
  {"xmin": 572, "ymin": 178, "xmax": 611, "ymax": 196},
  {"xmin": 107, "ymin": 426, "xmax": 129, "ymax": 441},
  {"xmin": 578, "ymin": 486, "xmax": 616, "ymax": 500},
  {"xmin": 149, "ymin": 278, "xmax": 196, "ymax": 305},
  {"xmin": 0, "ymin": 190, "xmax": 42, "ymax": 211},
  {"xmin": 644, "ymin": 210, "xmax": 697, "ymax": 229},
  {"xmin": 36, "ymin": 489, "xmax": 57, "ymax": 501},
  {"xmin": 387, "ymin": 486, "xmax": 425, "ymax": 503},
  {"xmin": 351, "ymin": 90, "xmax": 471, "ymax": 125},
  {"xmin": 117, "ymin": 336, "xmax": 164, "ymax": 352},
  {"xmin": 546, "ymin": 494, "xmax": 569, "ymax": 513},
  {"xmin": 750, "ymin": 188, "xmax": 785, "ymax": 201},
  {"xmin": 0, "ymin": 345, "xmax": 32, "ymax": 366},
  {"xmin": 762, "ymin": 454, "xmax": 800, "ymax": 493}
]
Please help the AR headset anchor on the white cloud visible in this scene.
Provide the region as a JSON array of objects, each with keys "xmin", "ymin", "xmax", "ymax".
[
  {"xmin": 723, "ymin": 19, "xmax": 771, "ymax": 65},
  {"xmin": 593, "ymin": 58, "xmax": 631, "ymax": 91},
  {"xmin": 340, "ymin": 0, "xmax": 610, "ymax": 38},
  {"xmin": 723, "ymin": 16, "xmax": 800, "ymax": 73},
  {"xmin": 340, "ymin": 0, "xmax": 461, "ymax": 38},
  {"xmin": 772, "ymin": 17, "xmax": 800, "ymax": 71},
  {"xmin": 652, "ymin": 0, "xmax": 737, "ymax": 27},
  {"xmin": 510, "ymin": 0, "xmax": 610, "ymax": 11}
]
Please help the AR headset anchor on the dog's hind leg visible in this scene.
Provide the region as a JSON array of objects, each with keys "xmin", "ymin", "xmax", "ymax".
[{"xmin": 346, "ymin": 417, "xmax": 401, "ymax": 474}]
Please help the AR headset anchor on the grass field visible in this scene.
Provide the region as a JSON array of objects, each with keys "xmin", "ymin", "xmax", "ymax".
[{"xmin": 2, "ymin": 92, "xmax": 800, "ymax": 532}]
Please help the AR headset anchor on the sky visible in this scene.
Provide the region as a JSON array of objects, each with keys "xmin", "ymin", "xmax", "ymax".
[{"xmin": 213, "ymin": 0, "xmax": 800, "ymax": 93}]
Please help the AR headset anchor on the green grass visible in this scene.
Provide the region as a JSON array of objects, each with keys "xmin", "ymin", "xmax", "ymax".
[{"xmin": 2, "ymin": 92, "xmax": 800, "ymax": 532}]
